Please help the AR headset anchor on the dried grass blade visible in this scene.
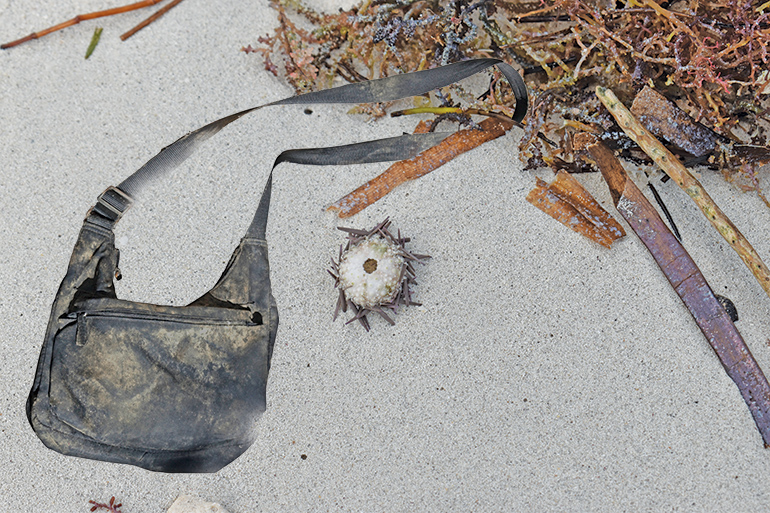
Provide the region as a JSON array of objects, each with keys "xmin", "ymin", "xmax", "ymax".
[{"xmin": 84, "ymin": 27, "xmax": 103, "ymax": 59}]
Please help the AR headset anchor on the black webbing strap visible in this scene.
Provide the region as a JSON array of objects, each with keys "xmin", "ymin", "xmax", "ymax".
[
  {"xmin": 113, "ymin": 58, "xmax": 527, "ymax": 215},
  {"xmin": 245, "ymin": 132, "xmax": 454, "ymax": 239}
]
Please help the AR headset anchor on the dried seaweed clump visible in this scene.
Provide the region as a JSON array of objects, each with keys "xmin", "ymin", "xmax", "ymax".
[
  {"xmin": 244, "ymin": 0, "xmax": 513, "ymax": 118},
  {"xmin": 247, "ymin": 0, "xmax": 770, "ymax": 201}
]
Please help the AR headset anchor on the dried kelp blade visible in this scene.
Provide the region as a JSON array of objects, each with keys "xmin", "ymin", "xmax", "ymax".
[
  {"xmin": 328, "ymin": 117, "xmax": 514, "ymax": 218},
  {"xmin": 578, "ymin": 133, "xmax": 770, "ymax": 448},
  {"xmin": 630, "ymin": 86, "xmax": 721, "ymax": 159},
  {"xmin": 732, "ymin": 145, "xmax": 770, "ymax": 168},
  {"xmin": 526, "ymin": 171, "xmax": 625, "ymax": 249}
]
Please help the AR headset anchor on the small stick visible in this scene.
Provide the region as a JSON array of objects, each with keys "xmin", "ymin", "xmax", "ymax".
[
  {"xmin": 1, "ymin": 0, "xmax": 164, "ymax": 49},
  {"xmin": 328, "ymin": 117, "xmax": 513, "ymax": 218},
  {"xmin": 595, "ymin": 86, "xmax": 770, "ymax": 300},
  {"xmin": 647, "ymin": 182, "xmax": 682, "ymax": 242},
  {"xmin": 120, "ymin": 0, "xmax": 186, "ymax": 41}
]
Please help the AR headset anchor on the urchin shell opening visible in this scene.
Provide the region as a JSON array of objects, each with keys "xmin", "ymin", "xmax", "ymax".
[
  {"xmin": 363, "ymin": 258, "xmax": 377, "ymax": 274},
  {"xmin": 328, "ymin": 218, "xmax": 429, "ymax": 331}
]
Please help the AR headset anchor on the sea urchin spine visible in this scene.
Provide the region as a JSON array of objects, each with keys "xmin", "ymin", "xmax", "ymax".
[{"xmin": 328, "ymin": 218, "xmax": 429, "ymax": 331}]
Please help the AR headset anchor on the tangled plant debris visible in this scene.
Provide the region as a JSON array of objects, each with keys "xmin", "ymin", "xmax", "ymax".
[{"xmin": 248, "ymin": 0, "xmax": 770, "ymax": 205}]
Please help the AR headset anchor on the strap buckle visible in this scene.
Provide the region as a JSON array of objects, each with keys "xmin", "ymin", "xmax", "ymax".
[{"xmin": 91, "ymin": 186, "xmax": 134, "ymax": 223}]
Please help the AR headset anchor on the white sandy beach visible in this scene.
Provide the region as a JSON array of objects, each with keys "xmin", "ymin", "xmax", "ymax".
[{"xmin": 2, "ymin": 0, "xmax": 770, "ymax": 511}]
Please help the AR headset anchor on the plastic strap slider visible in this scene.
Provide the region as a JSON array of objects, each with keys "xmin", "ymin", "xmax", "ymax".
[{"xmin": 92, "ymin": 186, "xmax": 134, "ymax": 223}]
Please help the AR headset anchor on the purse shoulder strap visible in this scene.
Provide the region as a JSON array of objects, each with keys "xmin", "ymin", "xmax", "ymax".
[{"xmin": 84, "ymin": 58, "xmax": 526, "ymax": 234}]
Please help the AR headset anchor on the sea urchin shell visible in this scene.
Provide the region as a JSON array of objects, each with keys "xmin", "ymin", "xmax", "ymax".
[{"xmin": 328, "ymin": 218, "xmax": 429, "ymax": 331}]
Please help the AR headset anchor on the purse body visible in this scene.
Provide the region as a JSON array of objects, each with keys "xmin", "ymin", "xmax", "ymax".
[{"xmin": 27, "ymin": 191, "xmax": 278, "ymax": 473}]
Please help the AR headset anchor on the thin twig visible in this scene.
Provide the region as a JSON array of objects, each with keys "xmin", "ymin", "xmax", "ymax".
[
  {"xmin": 121, "ymin": 0, "xmax": 186, "ymax": 41},
  {"xmin": 1, "ymin": 0, "xmax": 164, "ymax": 49},
  {"xmin": 647, "ymin": 182, "xmax": 682, "ymax": 242},
  {"xmin": 596, "ymin": 86, "xmax": 770, "ymax": 300}
]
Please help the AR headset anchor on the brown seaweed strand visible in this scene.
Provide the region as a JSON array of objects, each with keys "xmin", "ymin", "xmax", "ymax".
[
  {"xmin": 580, "ymin": 133, "xmax": 770, "ymax": 448},
  {"xmin": 328, "ymin": 117, "xmax": 513, "ymax": 218},
  {"xmin": 595, "ymin": 86, "xmax": 770, "ymax": 300}
]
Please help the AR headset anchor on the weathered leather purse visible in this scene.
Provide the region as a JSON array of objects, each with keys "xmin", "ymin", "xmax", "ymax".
[{"xmin": 26, "ymin": 59, "xmax": 526, "ymax": 472}]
